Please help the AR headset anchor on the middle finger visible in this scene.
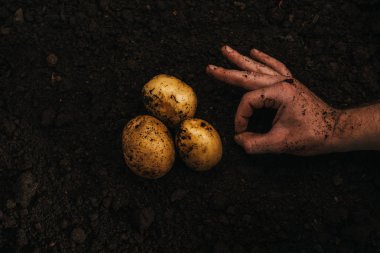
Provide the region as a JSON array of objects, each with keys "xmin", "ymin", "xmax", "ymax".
[{"xmin": 206, "ymin": 65, "xmax": 288, "ymax": 90}]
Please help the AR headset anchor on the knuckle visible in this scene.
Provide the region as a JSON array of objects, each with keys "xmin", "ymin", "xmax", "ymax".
[
  {"xmin": 280, "ymin": 82, "xmax": 297, "ymax": 95},
  {"xmin": 234, "ymin": 117, "xmax": 239, "ymax": 125},
  {"xmin": 234, "ymin": 117, "xmax": 243, "ymax": 129},
  {"xmin": 241, "ymin": 92, "xmax": 251, "ymax": 103},
  {"xmin": 278, "ymin": 62, "xmax": 287, "ymax": 70},
  {"xmin": 240, "ymin": 72, "xmax": 251, "ymax": 84}
]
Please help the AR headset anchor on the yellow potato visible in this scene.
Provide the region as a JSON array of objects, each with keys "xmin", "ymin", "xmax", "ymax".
[
  {"xmin": 176, "ymin": 118, "xmax": 222, "ymax": 171},
  {"xmin": 142, "ymin": 74, "xmax": 197, "ymax": 128},
  {"xmin": 122, "ymin": 115, "xmax": 175, "ymax": 179}
]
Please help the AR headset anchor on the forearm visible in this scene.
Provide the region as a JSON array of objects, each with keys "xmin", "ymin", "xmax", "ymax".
[{"xmin": 329, "ymin": 103, "xmax": 380, "ymax": 152}]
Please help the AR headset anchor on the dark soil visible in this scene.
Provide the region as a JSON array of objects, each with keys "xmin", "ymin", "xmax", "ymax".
[{"xmin": 1, "ymin": 0, "xmax": 380, "ymax": 252}]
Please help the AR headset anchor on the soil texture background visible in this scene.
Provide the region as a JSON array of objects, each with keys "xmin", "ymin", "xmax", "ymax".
[{"xmin": 1, "ymin": 0, "xmax": 380, "ymax": 252}]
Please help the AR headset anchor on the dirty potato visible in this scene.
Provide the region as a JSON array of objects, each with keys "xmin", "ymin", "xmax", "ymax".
[
  {"xmin": 176, "ymin": 118, "xmax": 222, "ymax": 171},
  {"xmin": 142, "ymin": 74, "xmax": 197, "ymax": 128},
  {"xmin": 122, "ymin": 115, "xmax": 175, "ymax": 179}
]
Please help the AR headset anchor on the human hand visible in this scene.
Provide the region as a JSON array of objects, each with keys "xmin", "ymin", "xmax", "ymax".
[{"xmin": 206, "ymin": 45, "xmax": 342, "ymax": 155}]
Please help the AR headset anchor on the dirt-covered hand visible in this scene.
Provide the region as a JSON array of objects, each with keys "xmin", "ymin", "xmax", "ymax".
[{"xmin": 206, "ymin": 45, "xmax": 342, "ymax": 155}]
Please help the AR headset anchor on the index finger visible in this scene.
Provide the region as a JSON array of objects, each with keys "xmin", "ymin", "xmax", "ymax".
[{"xmin": 235, "ymin": 85, "xmax": 285, "ymax": 133}]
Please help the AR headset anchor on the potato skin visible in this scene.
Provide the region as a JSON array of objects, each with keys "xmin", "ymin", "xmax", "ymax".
[
  {"xmin": 176, "ymin": 119, "xmax": 222, "ymax": 171},
  {"xmin": 142, "ymin": 74, "xmax": 197, "ymax": 128},
  {"xmin": 122, "ymin": 115, "xmax": 175, "ymax": 179}
]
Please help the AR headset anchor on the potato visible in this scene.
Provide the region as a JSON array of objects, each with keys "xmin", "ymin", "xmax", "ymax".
[
  {"xmin": 176, "ymin": 118, "xmax": 222, "ymax": 171},
  {"xmin": 142, "ymin": 74, "xmax": 197, "ymax": 128},
  {"xmin": 122, "ymin": 115, "xmax": 175, "ymax": 179}
]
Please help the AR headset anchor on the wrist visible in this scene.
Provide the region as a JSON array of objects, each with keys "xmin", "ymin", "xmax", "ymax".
[
  {"xmin": 328, "ymin": 105, "xmax": 380, "ymax": 152},
  {"xmin": 327, "ymin": 109, "xmax": 354, "ymax": 152}
]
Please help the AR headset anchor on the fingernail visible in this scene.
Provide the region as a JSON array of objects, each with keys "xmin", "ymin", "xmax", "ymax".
[
  {"xmin": 251, "ymin": 48, "xmax": 258, "ymax": 53},
  {"xmin": 208, "ymin": 64, "xmax": 217, "ymax": 70},
  {"xmin": 224, "ymin": 45, "xmax": 233, "ymax": 53}
]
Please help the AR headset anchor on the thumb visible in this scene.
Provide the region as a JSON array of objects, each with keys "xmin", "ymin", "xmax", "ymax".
[{"xmin": 234, "ymin": 132, "xmax": 282, "ymax": 154}]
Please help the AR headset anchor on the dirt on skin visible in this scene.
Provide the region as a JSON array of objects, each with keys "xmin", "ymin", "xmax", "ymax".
[{"xmin": 1, "ymin": 0, "xmax": 380, "ymax": 252}]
